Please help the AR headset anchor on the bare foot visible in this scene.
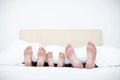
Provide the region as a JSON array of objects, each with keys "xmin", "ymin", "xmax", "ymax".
[
  {"xmin": 46, "ymin": 52, "xmax": 54, "ymax": 67},
  {"xmin": 24, "ymin": 46, "xmax": 33, "ymax": 66},
  {"xmin": 65, "ymin": 44, "xmax": 83, "ymax": 68},
  {"xmin": 37, "ymin": 47, "xmax": 46, "ymax": 67},
  {"xmin": 85, "ymin": 41, "xmax": 96, "ymax": 69},
  {"xmin": 57, "ymin": 52, "xmax": 65, "ymax": 67}
]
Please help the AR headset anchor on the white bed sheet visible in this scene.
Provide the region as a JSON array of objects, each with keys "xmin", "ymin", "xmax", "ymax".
[{"xmin": 0, "ymin": 65, "xmax": 120, "ymax": 80}]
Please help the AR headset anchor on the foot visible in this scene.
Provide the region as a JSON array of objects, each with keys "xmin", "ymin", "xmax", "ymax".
[
  {"xmin": 24, "ymin": 46, "xmax": 33, "ymax": 66},
  {"xmin": 37, "ymin": 47, "xmax": 46, "ymax": 67},
  {"xmin": 46, "ymin": 52, "xmax": 54, "ymax": 67},
  {"xmin": 85, "ymin": 41, "xmax": 96, "ymax": 69},
  {"xmin": 57, "ymin": 52, "xmax": 65, "ymax": 67},
  {"xmin": 65, "ymin": 44, "xmax": 83, "ymax": 68}
]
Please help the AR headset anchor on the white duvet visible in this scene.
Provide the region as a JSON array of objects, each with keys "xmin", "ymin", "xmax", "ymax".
[{"xmin": 0, "ymin": 40, "xmax": 120, "ymax": 67}]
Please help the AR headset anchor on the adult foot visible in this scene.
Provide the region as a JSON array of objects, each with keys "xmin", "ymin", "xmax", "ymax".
[
  {"xmin": 85, "ymin": 41, "xmax": 96, "ymax": 69},
  {"xmin": 37, "ymin": 47, "xmax": 46, "ymax": 67},
  {"xmin": 46, "ymin": 52, "xmax": 54, "ymax": 67},
  {"xmin": 65, "ymin": 44, "xmax": 83, "ymax": 68},
  {"xmin": 24, "ymin": 46, "xmax": 33, "ymax": 66},
  {"xmin": 57, "ymin": 52, "xmax": 65, "ymax": 67}
]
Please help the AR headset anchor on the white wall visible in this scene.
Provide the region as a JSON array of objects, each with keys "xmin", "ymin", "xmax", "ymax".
[{"xmin": 0, "ymin": 0, "xmax": 120, "ymax": 51}]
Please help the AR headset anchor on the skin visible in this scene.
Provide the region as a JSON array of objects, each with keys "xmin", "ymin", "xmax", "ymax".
[
  {"xmin": 65, "ymin": 44, "xmax": 83, "ymax": 68},
  {"xmin": 57, "ymin": 52, "xmax": 65, "ymax": 67},
  {"xmin": 37, "ymin": 47, "xmax": 46, "ymax": 67},
  {"xmin": 46, "ymin": 52, "xmax": 54, "ymax": 67},
  {"xmin": 85, "ymin": 41, "xmax": 96, "ymax": 69},
  {"xmin": 24, "ymin": 46, "xmax": 33, "ymax": 66}
]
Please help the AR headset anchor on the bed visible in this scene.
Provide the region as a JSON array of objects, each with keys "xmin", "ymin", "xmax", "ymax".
[{"xmin": 0, "ymin": 29, "xmax": 120, "ymax": 80}]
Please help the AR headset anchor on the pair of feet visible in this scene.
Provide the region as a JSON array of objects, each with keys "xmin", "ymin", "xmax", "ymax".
[
  {"xmin": 24, "ymin": 46, "xmax": 65, "ymax": 67},
  {"xmin": 24, "ymin": 41, "xmax": 96, "ymax": 69},
  {"xmin": 65, "ymin": 41, "xmax": 96, "ymax": 69}
]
